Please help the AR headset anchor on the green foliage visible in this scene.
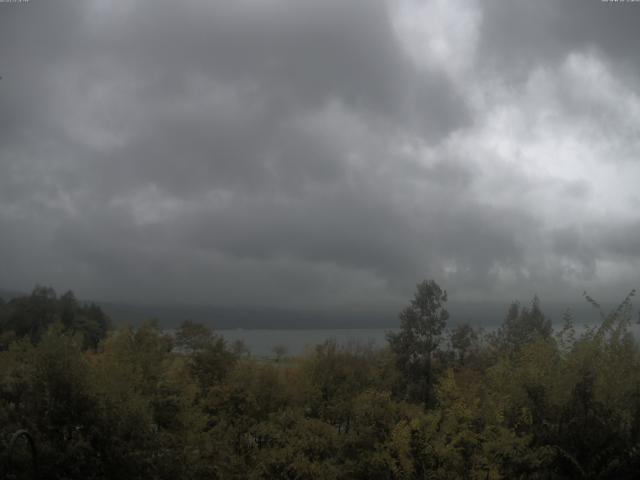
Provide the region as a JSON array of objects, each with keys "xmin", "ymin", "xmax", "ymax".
[
  {"xmin": 175, "ymin": 319, "xmax": 214, "ymax": 353},
  {"xmin": 388, "ymin": 279, "xmax": 449, "ymax": 406},
  {"xmin": 1, "ymin": 283, "xmax": 640, "ymax": 478},
  {"xmin": 494, "ymin": 296, "xmax": 552, "ymax": 354},
  {"xmin": 449, "ymin": 323, "xmax": 479, "ymax": 365},
  {"xmin": 0, "ymin": 287, "xmax": 110, "ymax": 350}
]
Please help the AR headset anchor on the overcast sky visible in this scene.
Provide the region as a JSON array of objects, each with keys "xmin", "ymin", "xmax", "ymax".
[{"xmin": 1, "ymin": 0, "xmax": 640, "ymax": 311}]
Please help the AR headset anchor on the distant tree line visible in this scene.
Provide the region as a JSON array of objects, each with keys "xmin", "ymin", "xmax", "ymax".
[
  {"xmin": 0, "ymin": 282, "xmax": 639, "ymax": 478},
  {"xmin": 0, "ymin": 286, "xmax": 110, "ymax": 350}
]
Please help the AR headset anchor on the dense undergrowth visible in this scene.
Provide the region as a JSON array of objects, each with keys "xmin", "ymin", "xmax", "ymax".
[{"xmin": 0, "ymin": 283, "xmax": 639, "ymax": 479}]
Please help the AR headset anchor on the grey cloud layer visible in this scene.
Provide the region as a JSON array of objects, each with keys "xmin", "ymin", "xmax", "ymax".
[{"xmin": 1, "ymin": 0, "xmax": 639, "ymax": 309}]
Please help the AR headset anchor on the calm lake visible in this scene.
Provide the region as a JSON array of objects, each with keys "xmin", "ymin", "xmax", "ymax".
[
  {"xmin": 218, "ymin": 321, "xmax": 640, "ymax": 358},
  {"xmin": 218, "ymin": 328, "xmax": 395, "ymax": 357}
]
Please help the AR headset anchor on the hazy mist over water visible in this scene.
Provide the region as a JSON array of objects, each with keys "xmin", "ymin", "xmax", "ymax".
[
  {"xmin": 97, "ymin": 297, "xmax": 631, "ymax": 329},
  {"xmin": 218, "ymin": 320, "xmax": 640, "ymax": 358}
]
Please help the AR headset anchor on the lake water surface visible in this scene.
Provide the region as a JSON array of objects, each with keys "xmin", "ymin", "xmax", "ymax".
[
  {"xmin": 219, "ymin": 322, "xmax": 640, "ymax": 358},
  {"xmin": 219, "ymin": 328, "xmax": 395, "ymax": 357}
]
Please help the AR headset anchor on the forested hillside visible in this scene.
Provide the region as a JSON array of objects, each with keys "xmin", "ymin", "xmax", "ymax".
[{"xmin": 0, "ymin": 282, "xmax": 639, "ymax": 479}]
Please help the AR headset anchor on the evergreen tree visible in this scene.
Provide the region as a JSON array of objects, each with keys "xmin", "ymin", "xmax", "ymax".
[{"xmin": 388, "ymin": 279, "xmax": 449, "ymax": 407}]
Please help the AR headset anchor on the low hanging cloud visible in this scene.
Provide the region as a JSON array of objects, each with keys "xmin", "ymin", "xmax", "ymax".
[{"xmin": 1, "ymin": 0, "xmax": 639, "ymax": 311}]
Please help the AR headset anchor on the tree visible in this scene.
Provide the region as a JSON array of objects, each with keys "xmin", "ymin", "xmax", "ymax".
[
  {"xmin": 5, "ymin": 286, "xmax": 58, "ymax": 343},
  {"xmin": 387, "ymin": 279, "xmax": 449, "ymax": 407},
  {"xmin": 231, "ymin": 339, "xmax": 250, "ymax": 357},
  {"xmin": 188, "ymin": 337, "xmax": 237, "ymax": 392},
  {"xmin": 449, "ymin": 323, "xmax": 478, "ymax": 365},
  {"xmin": 497, "ymin": 296, "xmax": 552, "ymax": 353},
  {"xmin": 272, "ymin": 345, "xmax": 287, "ymax": 363},
  {"xmin": 0, "ymin": 287, "xmax": 110, "ymax": 350},
  {"xmin": 74, "ymin": 302, "xmax": 111, "ymax": 350},
  {"xmin": 174, "ymin": 320, "xmax": 214, "ymax": 353}
]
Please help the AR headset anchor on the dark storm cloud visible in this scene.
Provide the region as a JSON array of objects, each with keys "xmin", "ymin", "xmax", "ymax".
[
  {"xmin": 597, "ymin": 222, "xmax": 640, "ymax": 259},
  {"xmin": 480, "ymin": 0, "xmax": 640, "ymax": 79},
  {"xmin": 1, "ymin": 0, "xmax": 639, "ymax": 311}
]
